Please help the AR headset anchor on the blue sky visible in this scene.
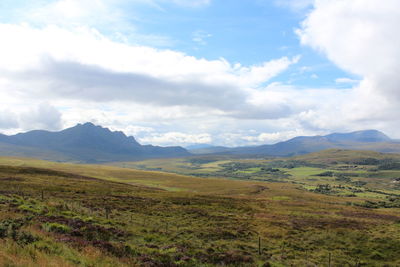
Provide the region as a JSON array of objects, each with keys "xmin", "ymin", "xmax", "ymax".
[
  {"xmin": 135, "ymin": 0, "xmax": 353, "ymax": 87},
  {"xmin": 0, "ymin": 0, "xmax": 398, "ymax": 146},
  {"xmin": 0, "ymin": 0, "xmax": 353, "ymax": 88}
]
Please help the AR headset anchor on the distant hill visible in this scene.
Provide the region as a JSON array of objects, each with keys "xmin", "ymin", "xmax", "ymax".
[
  {"xmin": 187, "ymin": 144, "xmax": 232, "ymax": 155},
  {"xmin": 185, "ymin": 144, "xmax": 214, "ymax": 150},
  {"xmin": 198, "ymin": 130, "xmax": 400, "ymax": 156},
  {"xmin": 0, "ymin": 123, "xmax": 190, "ymax": 163},
  {"xmin": 324, "ymin": 130, "xmax": 391, "ymax": 143},
  {"xmin": 293, "ymin": 149, "xmax": 400, "ymax": 165}
]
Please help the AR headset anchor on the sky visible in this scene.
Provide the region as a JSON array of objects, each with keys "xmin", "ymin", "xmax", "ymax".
[{"xmin": 0, "ymin": 0, "xmax": 399, "ymax": 147}]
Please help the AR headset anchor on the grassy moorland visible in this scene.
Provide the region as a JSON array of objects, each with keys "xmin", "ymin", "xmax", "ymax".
[
  {"xmin": 0, "ymin": 151, "xmax": 400, "ymax": 266},
  {"xmin": 116, "ymin": 149, "xmax": 400, "ymax": 202}
]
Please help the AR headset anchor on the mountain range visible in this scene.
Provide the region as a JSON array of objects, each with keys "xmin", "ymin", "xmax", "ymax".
[
  {"xmin": 0, "ymin": 122, "xmax": 189, "ymax": 163},
  {"xmin": 188, "ymin": 130, "xmax": 400, "ymax": 156},
  {"xmin": 0, "ymin": 124, "xmax": 399, "ymax": 163}
]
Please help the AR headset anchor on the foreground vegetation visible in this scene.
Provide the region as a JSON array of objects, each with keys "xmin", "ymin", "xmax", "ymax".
[{"xmin": 0, "ymin": 151, "xmax": 400, "ymax": 266}]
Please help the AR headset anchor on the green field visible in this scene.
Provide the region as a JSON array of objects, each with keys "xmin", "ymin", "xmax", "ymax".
[{"xmin": 0, "ymin": 150, "xmax": 400, "ymax": 266}]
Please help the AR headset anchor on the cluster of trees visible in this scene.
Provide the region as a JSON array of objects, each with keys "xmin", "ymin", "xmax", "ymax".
[
  {"xmin": 312, "ymin": 184, "xmax": 336, "ymax": 195},
  {"xmin": 349, "ymin": 158, "xmax": 400, "ymax": 170}
]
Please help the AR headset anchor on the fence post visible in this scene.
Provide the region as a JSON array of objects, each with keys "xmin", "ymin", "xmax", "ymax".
[
  {"xmin": 105, "ymin": 207, "xmax": 110, "ymax": 219},
  {"xmin": 328, "ymin": 252, "xmax": 331, "ymax": 267}
]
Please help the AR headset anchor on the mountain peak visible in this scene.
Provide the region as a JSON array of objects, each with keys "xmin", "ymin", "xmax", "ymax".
[
  {"xmin": 71, "ymin": 122, "xmax": 128, "ymax": 137},
  {"xmin": 81, "ymin": 122, "xmax": 96, "ymax": 127},
  {"xmin": 61, "ymin": 122, "xmax": 139, "ymax": 149},
  {"xmin": 0, "ymin": 122, "xmax": 190, "ymax": 162},
  {"xmin": 326, "ymin": 129, "xmax": 391, "ymax": 143},
  {"xmin": 75, "ymin": 122, "xmax": 102, "ymax": 129}
]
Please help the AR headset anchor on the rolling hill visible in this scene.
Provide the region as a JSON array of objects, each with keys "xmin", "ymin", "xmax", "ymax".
[{"xmin": 0, "ymin": 123, "xmax": 190, "ymax": 163}]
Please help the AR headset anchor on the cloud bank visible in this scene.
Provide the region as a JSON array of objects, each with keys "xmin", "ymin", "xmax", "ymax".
[
  {"xmin": 0, "ymin": 0, "xmax": 399, "ymax": 146},
  {"xmin": 0, "ymin": 23, "xmax": 300, "ymax": 121},
  {"xmin": 295, "ymin": 0, "xmax": 400, "ymax": 137}
]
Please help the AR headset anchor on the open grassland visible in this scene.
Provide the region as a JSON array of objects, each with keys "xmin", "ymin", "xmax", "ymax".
[{"xmin": 0, "ymin": 152, "xmax": 400, "ymax": 266}]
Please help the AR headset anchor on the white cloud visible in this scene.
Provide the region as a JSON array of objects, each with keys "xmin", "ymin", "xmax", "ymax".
[
  {"xmin": 0, "ymin": 24, "xmax": 298, "ymax": 121},
  {"xmin": 169, "ymin": 0, "xmax": 211, "ymax": 7},
  {"xmin": 297, "ymin": 0, "xmax": 400, "ymax": 100},
  {"xmin": 122, "ymin": 126, "xmax": 155, "ymax": 136},
  {"xmin": 192, "ymin": 30, "xmax": 212, "ymax": 45},
  {"xmin": 242, "ymin": 129, "xmax": 311, "ymax": 145},
  {"xmin": 19, "ymin": 103, "xmax": 63, "ymax": 131},
  {"xmin": 26, "ymin": 0, "xmax": 210, "ymax": 28},
  {"xmin": 293, "ymin": 0, "xmax": 400, "ymax": 137},
  {"xmin": 237, "ymin": 56, "xmax": 300, "ymax": 87},
  {"xmin": 139, "ymin": 132, "xmax": 212, "ymax": 146},
  {"xmin": 335, "ymin": 78, "xmax": 359, "ymax": 84},
  {"xmin": 0, "ymin": 110, "xmax": 19, "ymax": 130},
  {"xmin": 12, "ymin": 0, "xmax": 176, "ymax": 48},
  {"xmin": 31, "ymin": 0, "xmax": 108, "ymax": 21},
  {"xmin": 25, "ymin": 0, "xmax": 125, "ymax": 30},
  {"xmin": 0, "ymin": 103, "xmax": 62, "ymax": 133}
]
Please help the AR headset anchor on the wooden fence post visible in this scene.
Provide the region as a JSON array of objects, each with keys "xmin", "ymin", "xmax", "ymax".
[
  {"xmin": 328, "ymin": 252, "xmax": 331, "ymax": 267},
  {"xmin": 105, "ymin": 207, "xmax": 110, "ymax": 219}
]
